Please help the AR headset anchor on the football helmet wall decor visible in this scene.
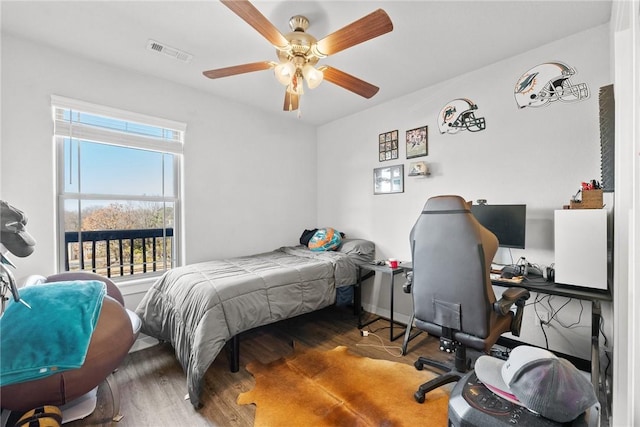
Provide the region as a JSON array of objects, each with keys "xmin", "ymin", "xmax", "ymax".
[
  {"xmin": 437, "ymin": 98, "xmax": 486, "ymax": 134},
  {"xmin": 514, "ymin": 61, "xmax": 589, "ymax": 109}
]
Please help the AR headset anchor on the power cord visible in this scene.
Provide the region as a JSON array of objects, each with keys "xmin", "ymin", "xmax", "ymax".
[
  {"xmin": 534, "ymin": 294, "xmax": 551, "ymax": 349},
  {"xmin": 533, "ymin": 293, "xmax": 586, "ymax": 351},
  {"xmin": 538, "ymin": 294, "xmax": 584, "ymax": 328},
  {"xmin": 599, "ymin": 315, "xmax": 611, "ymax": 380},
  {"xmin": 599, "ymin": 316, "xmax": 613, "ymax": 418},
  {"xmin": 357, "ymin": 329, "xmax": 403, "ymax": 357}
]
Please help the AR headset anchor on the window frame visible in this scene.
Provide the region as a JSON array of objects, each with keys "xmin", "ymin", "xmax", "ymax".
[{"xmin": 51, "ymin": 95, "xmax": 185, "ymax": 283}]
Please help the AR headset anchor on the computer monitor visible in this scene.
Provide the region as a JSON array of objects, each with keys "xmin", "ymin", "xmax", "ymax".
[{"xmin": 470, "ymin": 204, "xmax": 526, "ymax": 249}]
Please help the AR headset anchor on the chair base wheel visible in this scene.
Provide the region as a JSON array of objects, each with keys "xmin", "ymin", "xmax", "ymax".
[
  {"xmin": 414, "ymin": 391, "xmax": 426, "ymax": 404},
  {"xmin": 414, "ymin": 360, "xmax": 424, "ymax": 370}
]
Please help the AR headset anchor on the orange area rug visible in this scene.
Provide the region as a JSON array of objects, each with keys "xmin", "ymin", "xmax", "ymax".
[{"xmin": 237, "ymin": 346, "xmax": 450, "ymax": 426}]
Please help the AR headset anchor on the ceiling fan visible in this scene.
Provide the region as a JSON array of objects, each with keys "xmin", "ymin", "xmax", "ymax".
[{"xmin": 203, "ymin": 0, "xmax": 393, "ymax": 113}]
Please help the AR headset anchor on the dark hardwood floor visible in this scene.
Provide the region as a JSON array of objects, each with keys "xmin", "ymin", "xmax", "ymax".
[{"xmin": 56, "ymin": 306, "xmax": 452, "ymax": 427}]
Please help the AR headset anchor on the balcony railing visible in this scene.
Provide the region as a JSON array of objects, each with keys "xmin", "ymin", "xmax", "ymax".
[{"xmin": 64, "ymin": 228, "xmax": 173, "ymax": 278}]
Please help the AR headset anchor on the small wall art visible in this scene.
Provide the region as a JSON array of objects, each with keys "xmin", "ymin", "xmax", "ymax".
[
  {"xmin": 378, "ymin": 130, "xmax": 398, "ymax": 162},
  {"xmin": 374, "ymin": 164, "xmax": 404, "ymax": 194},
  {"xmin": 406, "ymin": 126, "xmax": 428, "ymax": 159},
  {"xmin": 408, "ymin": 161, "xmax": 429, "ymax": 176},
  {"xmin": 514, "ymin": 61, "xmax": 589, "ymax": 109},
  {"xmin": 437, "ymin": 98, "xmax": 486, "ymax": 134}
]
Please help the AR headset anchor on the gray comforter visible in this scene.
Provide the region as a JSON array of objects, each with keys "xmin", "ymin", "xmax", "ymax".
[{"xmin": 135, "ymin": 245, "xmax": 361, "ymax": 408}]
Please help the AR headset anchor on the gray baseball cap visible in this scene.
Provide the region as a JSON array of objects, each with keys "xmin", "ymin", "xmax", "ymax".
[{"xmin": 475, "ymin": 345, "xmax": 597, "ymax": 423}]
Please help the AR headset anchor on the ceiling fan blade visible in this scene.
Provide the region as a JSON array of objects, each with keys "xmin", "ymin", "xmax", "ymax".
[
  {"xmin": 315, "ymin": 9, "xmax": 393, "ymax": 57},
  {"xmin": 220, "ymin": 0, "xmax": 288, "ymax": 49},
  {"xmin": 203, "ymin": 61, "xmax": 274, "ymax": 79},
  {"xmin": 321, "ymin": 66, "xmax": 380, "ymax": 99},
  {"xmin": 283, "ymin": 91, "xmax": 299, "ymax": 111}
]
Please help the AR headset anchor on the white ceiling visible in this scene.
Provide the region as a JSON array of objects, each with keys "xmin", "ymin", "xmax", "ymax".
[{"xmin": 1, "ymin": 0, "xmax": 612, "ymax": 126}]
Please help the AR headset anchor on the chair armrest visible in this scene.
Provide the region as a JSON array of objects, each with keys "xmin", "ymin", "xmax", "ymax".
[
  {"xmin": 493, "ymin": 287, "xmax": 530, "ymax": 316},
  {"xmin": 493, "ymin": 287, "xmax": 530, "ymax": 337}
]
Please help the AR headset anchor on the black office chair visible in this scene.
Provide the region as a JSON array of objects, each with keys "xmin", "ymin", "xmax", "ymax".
[{"xmin": 404, "ymin": 195, "xmax": 530, "ymax": 403}]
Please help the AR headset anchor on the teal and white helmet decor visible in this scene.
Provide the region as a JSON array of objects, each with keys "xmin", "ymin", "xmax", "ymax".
[
  {"xmin": 438, "ymin": 98, "xmax": 486, "ymax": 134},
  {"xmin": 514, "ymin": 61, "xmax": 589, "ymax": 109}
]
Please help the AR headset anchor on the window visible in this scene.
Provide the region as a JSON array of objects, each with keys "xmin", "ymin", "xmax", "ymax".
[{"xmin": 52, "ymin": 96, "xmax": 185, "ymax": 281}]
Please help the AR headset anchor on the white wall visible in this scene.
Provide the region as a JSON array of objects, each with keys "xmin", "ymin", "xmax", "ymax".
[
  {"xmin": 0, "ymin": 35, "xmax": 318, "ymax": 307},
  {"xmin": 317, "ymin": 24, "xmax": 612, "ymax": 361}
]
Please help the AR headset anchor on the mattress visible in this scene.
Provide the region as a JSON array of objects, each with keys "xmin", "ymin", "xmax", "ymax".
[{"xmin": 135, "ymin": 240, "xmax": 374, "ymax": 408}]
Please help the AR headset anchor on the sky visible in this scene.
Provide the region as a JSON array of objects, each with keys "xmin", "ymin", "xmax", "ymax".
[
  {"xmin": 61, "ymin": 109, "xmax": 176, "ymax": 200},
  {"xmin": 64, "ymin": 138, "xmax": 174, "ymax": 198}
]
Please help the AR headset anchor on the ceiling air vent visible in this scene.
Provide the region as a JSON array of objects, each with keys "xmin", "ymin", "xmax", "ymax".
[{"xmin": 146, "ymin": 39, "xmax": 193, "ymax": 63}]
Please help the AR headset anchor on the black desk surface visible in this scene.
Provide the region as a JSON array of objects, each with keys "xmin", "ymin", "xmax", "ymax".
[
  {"xmin": 492, "ymin": 278, "xmax": 612, "ymax": 302},
  {"xmin": 399, "ymin": 261, "xmax": 612, "ymax": 302}
]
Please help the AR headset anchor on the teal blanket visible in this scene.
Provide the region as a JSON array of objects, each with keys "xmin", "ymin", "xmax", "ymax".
[{"xmin": 0, "ymin": 280, "xmax": 106, "ymax": 386}]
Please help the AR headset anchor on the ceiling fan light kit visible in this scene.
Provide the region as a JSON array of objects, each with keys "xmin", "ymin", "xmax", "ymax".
[
  {"xmin": 274, "ymin": 61, "xmax": 296, "ymax": 86},
  {"xmin": 204, "ymin": 0, "xmax": 393, "ymax": 114},
  {"xmin": 273, "ymin": 15, "xmax": 324, "ymax": 97},
  {"xmin": 302, "ymin": 64, "xmax": 323, "ymax": 89}
]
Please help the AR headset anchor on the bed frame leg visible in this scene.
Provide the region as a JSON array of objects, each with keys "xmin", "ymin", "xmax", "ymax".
[{"xmin": 229, "ymin": 335, "xmax": 240, "ymax": 372}]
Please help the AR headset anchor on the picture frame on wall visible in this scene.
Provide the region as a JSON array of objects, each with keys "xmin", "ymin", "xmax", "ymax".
[
  {"xmin": 406, "ymin": 126, "xmax": 428, "ymax": 159},
  {"xmin": 374, "ymin": 164, "xmax": 404, "ymax": 195},
  {"xmin": 378, "ymin": 130, "xmax": 398, "ymax": 161}
]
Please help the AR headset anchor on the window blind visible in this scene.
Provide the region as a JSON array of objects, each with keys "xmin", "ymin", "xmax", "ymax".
[{"xmin": 51, "ymin": 95, "xmax": 186, "ymax": 154}]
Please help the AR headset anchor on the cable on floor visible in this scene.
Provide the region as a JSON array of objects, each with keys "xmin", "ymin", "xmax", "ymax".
[{"xmin": 356, "ymin": 330, "xmax": 404, "ymax": 357}]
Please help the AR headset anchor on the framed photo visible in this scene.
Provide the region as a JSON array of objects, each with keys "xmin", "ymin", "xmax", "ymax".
[
  {"xmin": 408, "ymin": 161, "xmax": 429, "ymax": 176},
  {"xmin": 378, "ymin": 130, "xmax": 398, "ymax": 161},
  {"xmin": 406, "ymin": 126, "xmax": 428, "ymax": 159},
  {"xmin": 374, "ymin": 164, "xmax": 404, "ymax": 195}
]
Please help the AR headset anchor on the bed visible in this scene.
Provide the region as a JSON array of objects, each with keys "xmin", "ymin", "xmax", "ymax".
[{"xmin": 135, "ymin": 238, "xmax": 375, "ymax": 408}]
